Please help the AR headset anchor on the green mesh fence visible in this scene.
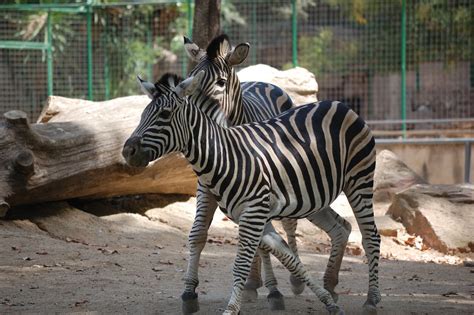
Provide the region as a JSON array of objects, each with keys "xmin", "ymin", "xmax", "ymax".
[{"xmin": 0, "ymin": 0, "xmax": 472, "ymax": 136}]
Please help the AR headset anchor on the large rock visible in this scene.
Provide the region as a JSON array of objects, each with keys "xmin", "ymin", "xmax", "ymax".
[
  {"xmin": 237, "ymin": 64, "xmax": 318, "ymax": 105},
  {"xmin": 374, "ymin": 150, "xmax": 427, "ymax": 202},
  {"xmin": 387, "ymin": 184, "xmax": 474, "ymax": 253}
]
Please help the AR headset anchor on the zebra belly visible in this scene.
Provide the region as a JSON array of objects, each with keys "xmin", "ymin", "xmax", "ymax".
[{"xmin": 268, "ymin": 182, "xmax": 338, "ymax": 220}]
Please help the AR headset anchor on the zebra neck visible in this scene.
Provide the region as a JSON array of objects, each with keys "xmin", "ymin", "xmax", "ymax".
[
  {"xmin": 189, "ymin": 90, "xmax": 231, "ymax": 127},
  {"xmin": 223, "ymin": 70, "xmax": 245, "ymax": 126},
  {"xmin": 181, "ymin": 100, "xmax": 227, "ymax": 187}
]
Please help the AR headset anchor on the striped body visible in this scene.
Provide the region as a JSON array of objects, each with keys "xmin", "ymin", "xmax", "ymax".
[
  {"xmin": 123, "ymin": 72, "xmax": 380, "ymax": 314},
  {"xmin": 183, "ymin": 34, "xmax": 300, "ymax": 309},
  {"xmin": 185, "ymin": 101, "xmax": 375, "ymax": 223}
]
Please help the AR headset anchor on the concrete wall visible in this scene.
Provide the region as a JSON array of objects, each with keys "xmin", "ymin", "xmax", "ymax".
[{"xmin": 376, "ymin": 142, "xmax": 473, "ymax": 185}]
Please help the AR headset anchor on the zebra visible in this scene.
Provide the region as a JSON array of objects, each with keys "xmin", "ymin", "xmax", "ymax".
[
  {"xmin": 122, "ymin": 71, "xmax": 381, "ymax": 315},
  {"xmin": 182, "ymin": 34, "xmax": 371, "ymax": 311},
  {"xmin": 181, "ymin": 34, "xmax": 303, "ymax": 312}
]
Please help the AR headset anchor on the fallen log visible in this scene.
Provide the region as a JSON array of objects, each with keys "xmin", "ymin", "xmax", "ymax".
[
  {"xmin": 0, "ymin": 105, "xmax": 197, "ymax": 217},
  {"xmin": 37, "ymin": 95, "xmax": 150, "ymax": 123}
]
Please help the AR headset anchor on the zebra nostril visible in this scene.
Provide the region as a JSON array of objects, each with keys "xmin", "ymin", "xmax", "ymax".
[{"xmin": 129, "ymin": 146, "xmax": 136, "ymax": 157}]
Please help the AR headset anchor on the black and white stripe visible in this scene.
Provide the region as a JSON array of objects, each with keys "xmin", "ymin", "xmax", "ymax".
[
  {"xmin": 183, "ymin": 34, "xmax": 300, "ymax": 309},
  {"xmin": 123, "ymin": 72, "xmax": 381, "ymax": 315}
]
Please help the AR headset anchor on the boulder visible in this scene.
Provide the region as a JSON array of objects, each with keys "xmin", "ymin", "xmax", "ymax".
[
  {"xmin": 387, "ymin": 184, "xmax": 474, "ymax": 253},
  {"xmin": 237, "ymin": 64, "xmax": 318, "ymax": 105},
  {"xmin": 374, "ymin": 150, "xmax": 427, "ymax": 202}
]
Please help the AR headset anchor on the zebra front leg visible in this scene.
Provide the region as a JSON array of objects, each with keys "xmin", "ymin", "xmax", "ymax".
[
  {"xmin": 259, "ymin": 224, "xmax": 344, "ymax": 315},
  {"xmin": 224, "ymin": 212, "xmax": 267, "ymax": 315},
  {"xmin": 307, "ymin": 206, "xmax": 351, "ymax": 302},
  {"xmin": 182, "ymin": 185, "xmax": 217, "ymax": 314},
  {"xmin": 345, "ymin": 187, "xmax": 381, "ymax": 314},
  {"xmin": 281, "ymin": 218, "xmax": 305, "ymax": 295},
  {"xmin": 242, "ymin": 249, "xmax": 285, "ymax": 308}
]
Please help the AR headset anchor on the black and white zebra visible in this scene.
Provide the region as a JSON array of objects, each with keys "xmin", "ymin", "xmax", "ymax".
[
  {"xmin": 182, "ymin": 34, "xmax": 379, "ymax": 313},
  {"xmin": 181, "ymin": 34, "xmax": 303, "ymax": 312},
  {"xmin": 122, "ymin": 72, "xmax": 381, "ymax": 315}
]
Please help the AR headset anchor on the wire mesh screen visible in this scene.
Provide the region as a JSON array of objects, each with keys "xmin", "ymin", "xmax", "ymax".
[
  {"xmin": 222, "ymin": 0, "xmax": 293, "ymax": 70},
  {"xmin": 0, "ymin": 0, "xmax": 472, "ymax": 135},
  {"xmin": 0, "ymin": 10, "xmax": 48, "ymax": 120}
]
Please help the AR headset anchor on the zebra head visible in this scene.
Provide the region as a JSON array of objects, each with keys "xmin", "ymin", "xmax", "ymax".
[
  {"xmin": 184, "ymin": 34, "xmax": 249, "ymax": 121},
  {"xmin": 122, "ymin": 72, "xmax": 203, "ymax": 168}
]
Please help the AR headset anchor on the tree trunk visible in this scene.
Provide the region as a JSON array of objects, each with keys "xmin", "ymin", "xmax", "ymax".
[
  {"xmin": 0, "ymin": 96, "xmax": 197, "ymax": 217},
  {"xmin": 188, "ymin": 0, "xmax": 221, "ymax": 71}
]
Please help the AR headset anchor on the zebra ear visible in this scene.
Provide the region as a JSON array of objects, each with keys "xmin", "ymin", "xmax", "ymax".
[
  {"xmin": 206, "ymin": 34, "xmax": 231, "ymax": 59},
  {"xmin": 226, "ymin": 43, "xmax": 250, "ymax": 66},
  {"xmin": 184, "ymin": 36, "xmax": 206, "ymax": 62},
  {"xmin": 137, "ymin": 75, "xmax": 156, "ymax": 99},
  {"xmin": 175, "ymin": 71, "xmax": 204, "ymax": 98}
]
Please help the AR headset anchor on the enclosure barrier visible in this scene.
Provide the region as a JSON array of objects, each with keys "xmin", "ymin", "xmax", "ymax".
[
  {"xmin": 376, "ymin": 138, "xmax": 473, "ymax": 183},
  {"xmin": 0, "ymin": 0, "xmax": 472, "ymax": 134}
]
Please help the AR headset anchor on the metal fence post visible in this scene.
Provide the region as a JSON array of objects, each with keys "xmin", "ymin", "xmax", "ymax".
[
  {"xmin": 465, "ymin": 141, "xmax": 472, "ymax": 183},
  {"xmin": 291, "ymin": 0, "xmax": 298, "ymax": 67},
  {"xmin": 46, "ymin": 11, "xmax": 53, "ymax": 97},
  {"xmin": 400, "ymin": 0, "xmax": 407, "ymax": 137},
  {"xmin": 146, "ymin": 13, "xmax": 153, "ymax": 80},
  {"xmin": 103, "ymin": 15, "xmax": 110, "ymax": 100},
  {"xmin": 86, "ymin": 0, "xmax": 93, "ymax": 100}
]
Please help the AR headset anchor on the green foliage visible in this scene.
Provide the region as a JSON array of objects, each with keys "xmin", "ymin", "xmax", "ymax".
[
  {"xmin": 294, "ymin": 0, "xmax": 472, "ymax": 76},
  {"xmin": 111, "ymin": 38, "xmax": 162, "ymax": 97},
  {"xmin": 289, "ymin": 28, "xmax": 358, "ymax": 75}
]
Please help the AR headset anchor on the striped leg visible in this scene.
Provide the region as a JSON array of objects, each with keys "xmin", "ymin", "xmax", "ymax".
[
  {"xmin": 242, "ymin": 252, "xmax": 262, "ymax": 301},
  {"xmin": 258, "ymin": 240, "xmax": 285, "ymax": 310},
  {"xmin": 344, "ymin": 187, "xmax": 381, "ymax": 313},
  {"xmin": 307, "ymin": 206, "xmax": 351, "ymax": 302},
  {"xmin": 182, "ymin": 184, "xmax": 217, "ymax": 314},
  {"xmin": 259, "ymin": 224, "xmax": 344, "ymax": 315},
  {"xmin": 281, "ymin": 218, "xmax": 306, "ymax": 295},
  {"xmin": 224, "ymin": 207, "xmax": 268, "ymax": 315}
]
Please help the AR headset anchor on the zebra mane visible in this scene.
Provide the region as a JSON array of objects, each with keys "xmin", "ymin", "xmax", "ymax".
[
  {"xmin": 206, "ymin": 34, "xmax": 231, "ymax": 59},
  {"xmin": 155, "ymin": 73, "xmax": 183, "ymax": 93}
]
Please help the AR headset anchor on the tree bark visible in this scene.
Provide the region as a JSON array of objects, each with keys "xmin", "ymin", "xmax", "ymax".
[
  {"xmin": 0, "ymin": 96, "xmax": 197, "ymax": 217},
  {"xmin": 188, "ymin": 0, "xmax": 221, "ymax": 71}
]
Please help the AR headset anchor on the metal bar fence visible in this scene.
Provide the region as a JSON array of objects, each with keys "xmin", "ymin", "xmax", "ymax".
[{"xmin": 0, "ymin": 0, "xmax": 472, "ymax": 134}]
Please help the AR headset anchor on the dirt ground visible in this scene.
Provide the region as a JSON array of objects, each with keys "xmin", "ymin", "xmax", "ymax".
[{"xmin": 0, "ymin": 196, "xmax": 472, "ymax": 314}]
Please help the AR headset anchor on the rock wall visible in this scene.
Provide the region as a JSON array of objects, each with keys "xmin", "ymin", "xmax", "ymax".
[{"xmin": 376, "ymin": 142, "xmax": 473, "ymax": 185}]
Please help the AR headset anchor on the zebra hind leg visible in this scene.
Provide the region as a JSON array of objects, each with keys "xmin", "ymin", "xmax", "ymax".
[
  {"xmin": 240, "ymin": 226, "xmax": 286, "ymax": 310},
  {"xmin": 307, "ymin": 206, "xmax": 351, "ymax": 302},
  {"xmin": 258, "ymin": 247, "xmax": 285, "ymax": 310},
  {"xmin": 281, "ymin": 218, "xmax": 306, "ymax": 295},
  {"xmin": 260, "ymin": 224, "xmax": 344, "ymax": 315},
  {"xmin": 344, "ymin": 188, "xmax": 381, "ymax": 314}
]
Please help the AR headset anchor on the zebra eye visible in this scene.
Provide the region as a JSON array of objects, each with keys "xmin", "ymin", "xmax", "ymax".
[
  {"xmin": 160, "ymin": 110, "xmax": 171, "ymax": 119},
  {"xmin": 216, "ymin": 78, "xmax": 226, "ymax": 87}
]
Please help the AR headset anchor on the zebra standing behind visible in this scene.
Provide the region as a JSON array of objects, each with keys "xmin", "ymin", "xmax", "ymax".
[{"xmin": 122, "ymin": 71, "xmax": 381, "ymax": 315}]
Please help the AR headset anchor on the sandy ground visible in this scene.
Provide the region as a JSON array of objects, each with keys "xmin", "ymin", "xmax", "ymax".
[{"xmin": 0, "ymin": 196, "xmax": 473, "ymax": 314}]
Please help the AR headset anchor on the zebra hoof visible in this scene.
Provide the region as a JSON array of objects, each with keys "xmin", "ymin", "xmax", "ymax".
[
  {"xmin": 181, "ymin": 291, "xmax": 199, "ymax": 314},
  {"xmin": 289, "ymin": 274, "xmax": 305, "ymax": 295},
  {"xmin": 242, "ymin": 288, "xmax": 258, "ymax": 302},
  {"xmin": 267, "ymin": 290, "xmax": 285, "ymax": 310},
  {"xmin": 326, "ymin": 304, "xmax": 345, "ymax": 315}
]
